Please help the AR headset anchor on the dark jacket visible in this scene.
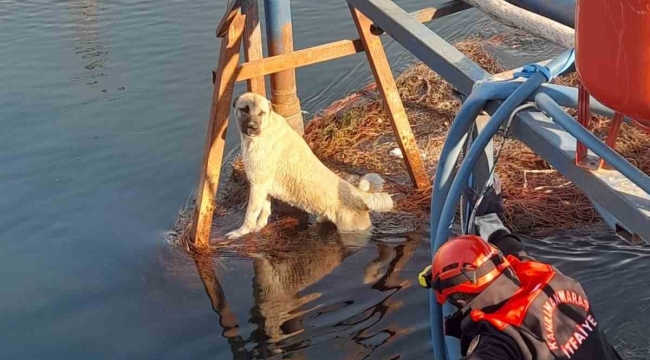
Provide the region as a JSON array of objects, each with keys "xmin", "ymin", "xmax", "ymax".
[{"xmin": 448, "ymin": 230, "xmax": 622, "ymax": 360}]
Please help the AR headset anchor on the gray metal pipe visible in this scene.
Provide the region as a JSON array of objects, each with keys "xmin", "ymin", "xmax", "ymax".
[
  {"xmin": 505, "ymin": 0, "xmax": 575, "ymax": 28},
  {"xmin": 535, "ymin": 93, "xmax": 650, "ymax": 195}
]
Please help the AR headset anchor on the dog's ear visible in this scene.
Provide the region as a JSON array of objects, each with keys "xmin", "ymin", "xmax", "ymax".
[
  {"xmin": 268, "ymin": 100, "xmax": 273, "ymax": 113},
  {"xmin": 232, "ymin": 95, "xmax": 240, "ymax": 109}
]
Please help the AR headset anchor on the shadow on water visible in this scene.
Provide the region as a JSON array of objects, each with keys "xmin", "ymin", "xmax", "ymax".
[{"xmin": 188, "ymin": 220, "xmax": 426, "ymax": 359}]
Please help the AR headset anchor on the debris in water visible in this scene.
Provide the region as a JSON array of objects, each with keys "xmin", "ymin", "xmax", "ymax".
[{"xmin": 390, "ymin": 148, "xmax": 403, "ymax": 159}]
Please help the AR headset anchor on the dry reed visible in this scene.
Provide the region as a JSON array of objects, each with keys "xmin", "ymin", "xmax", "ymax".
[
  {"xmin": 170, "ymin": 36, "xmax": 650, "ymax": 251},
  {"xmin": 304, "ymin": 37, "xmax": 650, "ymax": 236}
]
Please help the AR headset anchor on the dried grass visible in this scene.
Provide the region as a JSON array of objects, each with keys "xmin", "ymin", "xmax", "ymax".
[
  {"xmin": 167, "ymin": 154, "xmax": 422, "ymax": 255},
  {"xmin": 170, "ymin": 35, "xmax": 650, "ymax": 252},
  {"xmin": 304, "ymin": 36, "xmax": 650, "ymax": 236},
  {"xmin": 495, "ymin": 72, "xmax": 650, "ymax": 234}
]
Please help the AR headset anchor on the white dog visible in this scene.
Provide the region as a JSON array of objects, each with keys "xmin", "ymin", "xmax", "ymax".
[{"xmin": 226, "ymin": 92, "xmax": 394, "ymax": 239}]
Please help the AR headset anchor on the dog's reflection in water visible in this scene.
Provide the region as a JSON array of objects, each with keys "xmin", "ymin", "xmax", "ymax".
[
  {"xmin": 249, "ymin": 223, "xmax": 365, "ymax": 351},
  {"xmin": 193, "ymin": 223, "xmax": 419, "ymax": 358}
]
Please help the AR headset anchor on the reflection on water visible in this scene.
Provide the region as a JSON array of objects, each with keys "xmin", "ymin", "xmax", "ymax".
[
  {"xmin": 193, "ymin": 256, "xmax": 249, "ymax": 358},
  {"xmin": 183, "ymin": 225, "xmax": 650, "ymax": 359},
  {"xmin": 66, "ymin": 1, "xmax": 109, "ymax": 86},
  {"xmin": 192, "ymin": 224, "xmax": 423, "ymax": 359}
]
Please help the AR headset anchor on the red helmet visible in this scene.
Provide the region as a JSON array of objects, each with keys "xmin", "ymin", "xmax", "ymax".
[{"xmin": 431, "ymin": 235, "xmax": 510, "ymax": 304}]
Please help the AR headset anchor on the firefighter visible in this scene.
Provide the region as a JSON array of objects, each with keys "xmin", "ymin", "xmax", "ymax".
[{"xmin": 419, "ymin": 182, "xmax": 622, "ymax": 360}]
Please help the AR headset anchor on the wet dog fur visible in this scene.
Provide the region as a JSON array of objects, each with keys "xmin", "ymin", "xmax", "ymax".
[{"xmin": 226, "ymin": 92, "xmax": 393, "ymax": 239}]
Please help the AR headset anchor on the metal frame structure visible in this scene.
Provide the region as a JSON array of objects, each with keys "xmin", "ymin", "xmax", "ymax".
[
  {"xmin": 197, "ymin": 0, "xmax": 650, "ymax": 247},
  {"xmin": 193, "ymin": 0, "xmax": 650, "ymax": 358},
  {"xmin": 346, "ymin": 0, "xmax": 650, "ymax": 242},
  {"xmin": 193, "ymin": 0, "xmax": 474, "ymax": 246},
  {"xmin": 344, "ymin": 0, "xmax": 650, "ymax": 359}
]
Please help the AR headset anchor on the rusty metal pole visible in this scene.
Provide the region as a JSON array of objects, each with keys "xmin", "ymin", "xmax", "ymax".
[
  {"xmin": 193, "ymin": 10, "xmax": 246, "ymax": 248},
  {"xmin": 263, "ymin": 0, "xmax": 304, "ymax": 134}
]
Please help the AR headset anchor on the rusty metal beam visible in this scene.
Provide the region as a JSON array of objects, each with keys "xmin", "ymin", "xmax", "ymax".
[
  {"xmin": 220, "ymin": 1, "xmax": 470, "ymax": 84},
  {"xmin": 347, "ymin": 0, "xmax": 488, "ymax": 95},
  {"xmin": 194, "ymin": 11, "xmax": 246, "ymax": 247},
  {"xmin": 232, "ymin": 39, "xmax": 364, "ymax": 82},
  {"xmin": 216, "ymin": 0, "xmax": 243, "ymax": 38},
  {"xmin": 370, "ymin": 1, "xmax": 472, "ymax": 35},
  {"xmin": 350, "ymin": 6, "xmax": 429, "ymax": 189},
  {"xmin": 228, "ymin": 2, "xmax": 470, "ymax": 82},
  {"xmin": 242, "ymin": 0, "xmax": 266, "ymax": 95}
]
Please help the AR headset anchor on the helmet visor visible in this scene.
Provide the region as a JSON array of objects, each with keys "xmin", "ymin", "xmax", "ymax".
[{"xmin": 433, "ymin": 252, "xmax": 505, "ymax": 299}]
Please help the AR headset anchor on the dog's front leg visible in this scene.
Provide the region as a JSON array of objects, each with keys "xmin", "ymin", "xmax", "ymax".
[
  {"xmin": 254, "ymin": 195, "xmax": 272, "ymax": 231},
  {"xmin": 226, "ymin": 185, "xmax": 268, "ymax": 239}
]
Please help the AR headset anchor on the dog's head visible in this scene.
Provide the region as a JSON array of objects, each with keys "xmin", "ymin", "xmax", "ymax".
[{"xmin": 232, "ymin": 93, "xmax": 273, "ymax": 137}]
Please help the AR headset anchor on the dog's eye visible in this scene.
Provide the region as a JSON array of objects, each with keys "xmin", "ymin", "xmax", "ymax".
[
  {"xmin": 238, "ymin": 105, "xmax": 249, "ymax": 114},
  {"xmin": 258, "ymin": 110, "xmax": 265, "ymax": 116}
]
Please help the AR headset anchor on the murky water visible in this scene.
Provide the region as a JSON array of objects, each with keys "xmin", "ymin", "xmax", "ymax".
[{"xmin": 1, "ymin": 0, "xmax": 649, "ymax": 358}]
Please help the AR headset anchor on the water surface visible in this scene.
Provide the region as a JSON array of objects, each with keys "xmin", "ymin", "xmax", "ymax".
[{"xmin": 1, "ymin": 0, "xmax": 648, "ymax": 358}]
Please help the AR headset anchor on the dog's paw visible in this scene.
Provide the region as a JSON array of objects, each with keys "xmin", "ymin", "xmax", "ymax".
[
  {"xmin": 254, "ymin": 218, "xmax": 269, "ymax": 231},
  {"xmin": 225, "ymin": 228, "xmax": 249, "ymax": 239},
  {"xmin": 252, "ymin": 224, "xmax": 267, "ymax": 233}
]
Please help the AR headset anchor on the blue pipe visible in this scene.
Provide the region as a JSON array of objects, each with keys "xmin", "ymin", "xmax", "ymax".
[
  {"xmin": 535, "ymin": 93, "xmax": 650, "ymax": 195},
  {"xmin": 429, "ymin": 50, "xmax": 575, "ymax": 359},
  {"xmin": 430, "ymin": 64, "xmax": 578, "ymax": 253},
  {"xmin": 429, "ymin": 82, "xmax": 499, "ymax": 360},
  {"xmin": 431, "ymin": 72, "xmax": 548, "ymax": 360},
  {"xmin": 427, "ymin": 84, "xmax": 594, "ymax": 360},
  {"xmin": 428, "ymin": 80, "xmax": 538, "ymax": 360},
  {"xmin": 534, "ymin": 85, "xmax": 639, "ymax": 127},
  {"xmin": 434, "ymin": 70, "xmax": 546, "ymax": 265},
  {"xmin": 264, "ymin": 0, "xmax": 292, "ymax": 40},
  {"xmin": 506, "ymin": 0, "xmax": 575, "ymax": 28},
  {"xmin": 429, "ymin": 82, "xmax": 618, "ymax": 246},
  {"xmin": 433, "ymin": 50, "xmax": 576, "ymax": 252},
  {"xmin": 430, "ymin": 82, "xmax": 511, "ymax": 241}
]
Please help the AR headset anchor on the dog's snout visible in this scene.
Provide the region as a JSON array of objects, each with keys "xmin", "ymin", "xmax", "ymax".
[{"xmin": 241, "ymin": 118, "xmax": 261, "ymax": 136}]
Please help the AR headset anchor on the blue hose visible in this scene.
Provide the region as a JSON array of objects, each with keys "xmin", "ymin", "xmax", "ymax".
[
  {"xmin": 428, "ymin": 80, "xmax": 531, "ymax": 360},
  {"xmin": 433, "ymin": 50, "xmax": 575, "ymax": 254},
  {"xmin": 436, "ymin": 78, "xmax": 541, "ymax": 231},
  {"xmin": 535, "ymin": 85, "xmax": 639, "ymax": 127},
  {"xmin": 430, "ymin": 52, "xmax": 577, "ymax": 243},
  {"xmin": 430, "ymin": 82, "xmax": 515, "ymax": 241},
  {"xmin": 431, "ymin": 72, "xmax": 546, "ymax": 360},
  {"xmin": 429, "ymin": 49, "xmax": 575, "ymax": 360},
  {"xmin": 535, "ymin": 93, "xmax": 650, "ymax": 195},
  {"xmin": 433, "ymin": 71, "xmax": 548, "ymax": 267}
]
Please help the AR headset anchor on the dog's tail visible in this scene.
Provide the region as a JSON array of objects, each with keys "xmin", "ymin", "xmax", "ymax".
[{"xmin": 352, "ymin": 173, "xmax": 393, "ymax": 212}]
